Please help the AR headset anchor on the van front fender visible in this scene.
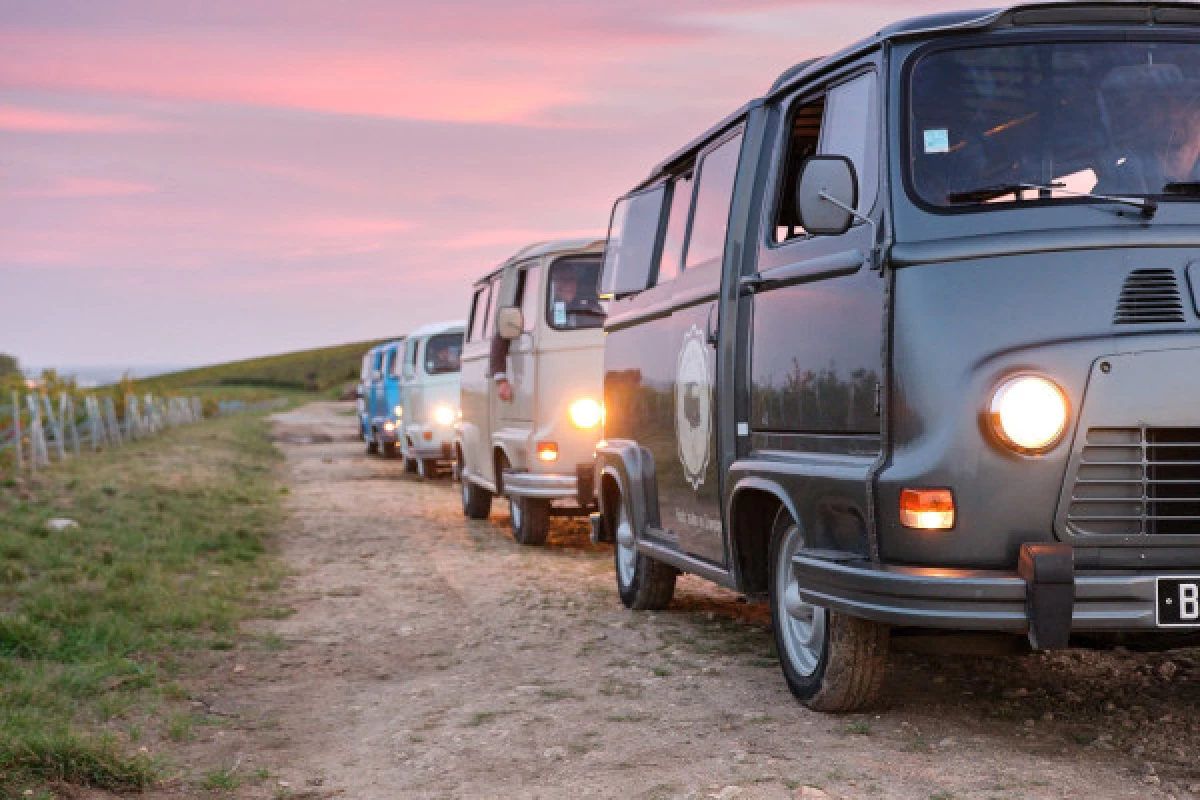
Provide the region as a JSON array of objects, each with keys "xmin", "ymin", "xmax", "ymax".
[{"xmin": 595, "ymin": 440, "xmax": 661, "ymax": 542}]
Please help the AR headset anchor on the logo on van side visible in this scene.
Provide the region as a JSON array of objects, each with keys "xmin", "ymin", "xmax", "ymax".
[{"xmin": 675, "ymin": 325, "xmax": 712, "ymax": 491}]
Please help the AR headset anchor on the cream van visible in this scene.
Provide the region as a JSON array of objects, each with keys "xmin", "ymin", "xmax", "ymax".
[
  {"xmin": 457, "ymin": 239, "xmax": 606, "ymax": 544},
  {"xmin": 398, "ymin": 320, "xmax": 465, "ymax": 478}
]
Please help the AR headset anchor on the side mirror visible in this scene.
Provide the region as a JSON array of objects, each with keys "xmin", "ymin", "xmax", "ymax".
[
  {"xmin": 796, "ymin": 155, "xmax": 859, "ymax": 236},
  {"xmin": 496, "ymin": 306, "xmax": 524, "ymax": 340},
  {"xmin": 372, "ymin": 370, "xmax": 383, "ymax": 381},
  {"xmin": 355, "ymin": 386, "xmax": 363, "ymax": 399}
]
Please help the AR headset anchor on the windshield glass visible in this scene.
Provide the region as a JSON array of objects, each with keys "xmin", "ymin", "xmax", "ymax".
[
  {"xmin": 909, "ymin": 39, "xmax": 1200, "ymax": 208},
  {"xmin": 547, "ymin": 256, "xmax": 606, "ymax": 331},
  {"xmin": 424, "ymin": 333, "xmax": 463, "ymax": 375}
]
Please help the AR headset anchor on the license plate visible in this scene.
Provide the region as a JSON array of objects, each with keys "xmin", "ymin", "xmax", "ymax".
[{"xmin": 1157, "ymin": 577, "xmax": 1200, "ymax": 627}]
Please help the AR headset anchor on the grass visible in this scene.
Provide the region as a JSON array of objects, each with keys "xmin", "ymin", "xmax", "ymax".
[
  {"xmin": 0, "ymin": 414, "xmax": 283, "ymax": 795},
  {"xmin": 140, "ymin": 338, "xmax": 393, "ymax": 394}
]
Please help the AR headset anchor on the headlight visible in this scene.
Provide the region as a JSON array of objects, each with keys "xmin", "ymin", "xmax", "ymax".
[
  {"xmin": 394, "ymin": 405, "xmax": 403, "ymax": 418},
  {"xmin": 433, "ymin": 405, "xmax": 456, "ymax": 426},
  {"xmin": 383, "ymin": 421, "xmax": 396, "ymax": 433},
  {"xmin": 988, "ymin": 375, "xmax": 1068, "ymax": 454},
  {"xmin": 569, "ymin": 398, "xmax": 603, "ymax": 430}
]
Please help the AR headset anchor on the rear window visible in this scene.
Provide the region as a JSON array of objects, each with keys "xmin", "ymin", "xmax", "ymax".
[
  {"xmin": 547, "ymin": 256, "xmax": 606, "ymax": 331},
  {"xmin": 424, "ymin": 333, "xmax": 464, "ymax": 374}
]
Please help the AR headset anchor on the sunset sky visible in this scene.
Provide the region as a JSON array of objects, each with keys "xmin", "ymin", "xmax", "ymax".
[{"xmin": 1, "ymin": 0, "xmax": 980, "ymax": 370}]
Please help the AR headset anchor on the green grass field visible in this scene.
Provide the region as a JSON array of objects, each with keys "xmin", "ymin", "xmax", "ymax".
[
  {"xmin": 0, "ymin": 413, "xmax": 284, "ymax": 794},
  {"xmin": 140, "ymin": 338, "xmax": 395, "ymax": 394}
]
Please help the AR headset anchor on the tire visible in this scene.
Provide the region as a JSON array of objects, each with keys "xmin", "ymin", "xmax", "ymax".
[
  {"xmin": 365, "ymin": 431, "xmax": 378, "ymax": 455},
  {"xmin": 461, "ymin": 477, "xmax": 492, "ymax": 519},
  {"xmin": 382, "ymin": 441, "xmax": 397, "ymax": 458},
  {"xmin": 403, "ymin": 453, "xmax": 418, "ymax": 474},
  {"xmin": 613, "ymin": 492, "xmax": 676, "ymax": 610},
  {"xmin": 509, "ymin": 495, "xmax": 550, "ymax": 546},
  {"xmin": 417, "ymin": 458, "xmax": 439, "ymax": 480},
  {"xmin": 769, "ymin": 509, "xmax": 889, "ymax": 712}
]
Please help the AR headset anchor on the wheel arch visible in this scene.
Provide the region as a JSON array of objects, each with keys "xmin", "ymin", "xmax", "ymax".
[{"xmin": 727, "ymin": 477, "xmax": 800, "ymax": 598}]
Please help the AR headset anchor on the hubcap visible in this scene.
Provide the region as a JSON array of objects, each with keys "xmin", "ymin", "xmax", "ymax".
[
  {"xmin": 461, "ymin": 479, "xmax": 469, "ymax": 505},
  {"xmin": 615, "ymin": 501, "xmax": 636, "ymax": 587},
  {"xmin": 776, "ymin": 523, "xmax": 827, "ymax": 677},
  {"xmin": 510, "ymin": 497, "xmax": 522, "ymax": 531}
]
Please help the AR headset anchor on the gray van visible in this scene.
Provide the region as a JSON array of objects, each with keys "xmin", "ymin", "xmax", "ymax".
[{"xmin": 593, "ymin": 2, "xmax": 1200, "ymax": 711}]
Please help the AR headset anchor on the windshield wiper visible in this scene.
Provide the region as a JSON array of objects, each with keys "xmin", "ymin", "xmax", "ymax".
[
  {"xmin": 946, "ymin": 181, "xmax": 1157, "ymax": 218},
  {"xmin": 1164, "ymin": 181, "xmax": 1200, "ymax": 196}
]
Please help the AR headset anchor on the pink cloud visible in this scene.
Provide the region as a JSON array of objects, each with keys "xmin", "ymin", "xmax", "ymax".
[
  {"xmin": 0, "ymin": 103, "xmax": 170, "ymax": 133},
  {"xmin": 6, "ymin": 176, "xmax": 159, "ymax": 198}
]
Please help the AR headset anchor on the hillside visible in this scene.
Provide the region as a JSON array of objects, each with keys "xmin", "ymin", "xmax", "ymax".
[{"xmin": 141, "ymin": 338, "xmax": 395, "ymax": 393}]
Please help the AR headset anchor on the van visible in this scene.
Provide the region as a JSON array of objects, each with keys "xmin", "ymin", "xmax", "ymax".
[
  {"xmin": 457, "ymin": 239, "xmax": 607, "ymax": 544},
  {"xmin": 593, "ymin": 2, "xmax": 1200, "ymax": 711},
  {"xmin": 397, "ymin": 321, "xmax": 465, "ymax": 478},
  {"xmin": 360, "ymin": 339, "xmax": 404, "ymax": 456}
]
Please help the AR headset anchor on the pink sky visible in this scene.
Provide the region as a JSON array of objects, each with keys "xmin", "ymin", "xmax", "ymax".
[{"xmin": 1, "ymin": 0, "xmax": 978, "ymax": 369}]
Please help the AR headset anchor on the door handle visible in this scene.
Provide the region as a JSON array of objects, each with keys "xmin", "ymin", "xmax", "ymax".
[{"xmin": 705, "ymin": 304, "xmax": 718, "ymax": 347}]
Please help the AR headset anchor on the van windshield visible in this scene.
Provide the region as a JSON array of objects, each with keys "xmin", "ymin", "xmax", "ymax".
[
  {"xmin": 424, "ymin": 333, "xmax": 463, "ymax": 375},
  {"xmin": 909, "ymin": 39, "xmax": 1200, "ymax": 209},
  {"xmin": 547, "ymin": 256, "xmax": 606, "ymax": 331}
]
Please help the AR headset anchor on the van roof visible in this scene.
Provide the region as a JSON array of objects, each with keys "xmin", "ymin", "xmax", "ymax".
[
  {"xmin": 472, "ymin": 237, "xmax": 606, "ymax": 286},
  {"xmin": 406, "ymin": 320, "xmax": 466, "ymax": 339},
  {"xmin": 367, "ymin": 338, "xmax": 405, "ymax": 355},
  {"xmin": 638, "ymin": 1, "xmax": 1200, "ymax": 189}
]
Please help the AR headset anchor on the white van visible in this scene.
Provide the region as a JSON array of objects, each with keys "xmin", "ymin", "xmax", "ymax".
[
  {"xmin": 457, "ymin": 239, "xmax": 606, "ymax": 544},
  {"xmin": 398, "ymin": 321, "xmax": 465, "ymax": 478}
]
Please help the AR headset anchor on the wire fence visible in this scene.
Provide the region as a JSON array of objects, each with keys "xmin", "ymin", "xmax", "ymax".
[{"xmin": 1, "ymin": 391, "xmax": 205, "ymax": 478}]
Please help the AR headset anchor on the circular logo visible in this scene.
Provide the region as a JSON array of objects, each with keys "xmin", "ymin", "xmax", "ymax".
[{"xmin": 675, "ymin": 325, "xmax": 712, "ymax": 491}]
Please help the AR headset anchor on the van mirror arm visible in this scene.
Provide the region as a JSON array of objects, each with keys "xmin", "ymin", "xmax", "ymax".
[{"xmin": 818, "ymin": 191, "xmax": 882, "ymax": 270}]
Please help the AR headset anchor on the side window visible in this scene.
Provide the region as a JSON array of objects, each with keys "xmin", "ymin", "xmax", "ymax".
[
  {"xmin": 599, "ymin": 185, "xmax": 667, "ymax": 299},
  {"xmin": 819, "ymin": 71, "xmax": 879, "ymax": 216},
  {"xmin": 373, "ymin": 350, "xmax": 384, "ymax": 373},
  {"xmin": 656, "ymin": 172, "xmax": 693, "ymax": 285},
  {"xmin": 468, "ymin": 283, "xmax": 492, "ymax": 342},
  {"xmin": 518, "ymin": 266, "xmax": 541, "ymax": 332},
  {"xmin": 404, "ymin": 340, "xmax": 418, "ymax": 377},
  {"xmin": 684, "ymin": 133, "xmax": 743, "ymax": 272},
  {"xmin": 387, "ymin": 348, "xmax": 401, "ymax": 378},
  {"xmin": 774, "ymin": 97, "xmax": 826, "ymax": 242},
  {"xmin": 481, "ymin": 277, "xmax": 499, "ymax": 339},
  {"xmin": 361, "ymin": 355, "xmax": 371, "ymax": 381}
]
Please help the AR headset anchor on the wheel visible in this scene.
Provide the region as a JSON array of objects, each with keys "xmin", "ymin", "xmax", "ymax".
[
  {"xmin": 365, "ymin": 431, "xmax": 378, "ymax": 455},
  {"xmin": 509, "ymin": 495, "xmax": 550, "ymax": 546},
  {"xmin": 769, "ymin": 509, "xmax": 889, "ymax": 712},
  {"xmin": 461, "ymin": 477, "xmax": 492, "ymax": 519},
  {"xmin": 613, "ymin": 492, "xmax": 676, "ymax": 610},
  {"xmin": 382, "ymin": 441, "xmax": 397, "ymax": 458},
  {"xmin": 417, "ymin": 458, "xmax": 438, "ymax": 480},
  {"xmin": 403, "ymin": 453, "xmax": 418, "ymax": 474}
]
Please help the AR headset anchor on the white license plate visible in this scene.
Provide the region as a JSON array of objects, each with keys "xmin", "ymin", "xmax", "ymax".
[{"xmin": 1157, "ymin": 577, "xmax": 1200, "ymax": 627}]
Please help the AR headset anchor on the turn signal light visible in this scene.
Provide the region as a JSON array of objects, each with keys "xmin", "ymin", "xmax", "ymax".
[
  {"xmin": 537, "ymin": 442, "xmax": 559, "ymax": 462},
  {"xmin": 900, "ymin": 488, "xmax": 955, "ymax": 530}
]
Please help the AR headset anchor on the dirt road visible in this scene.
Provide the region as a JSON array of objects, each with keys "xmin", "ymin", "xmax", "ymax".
[{"xmin": 167, "ymin": 402, "xmax": 1199, "ymax": 799}]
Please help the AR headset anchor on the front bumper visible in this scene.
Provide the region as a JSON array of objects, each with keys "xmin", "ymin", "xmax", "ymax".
[
  {"xmin": 405, "ymin": 441, "xmax": 455, "ymax": 461},
  {"xmin": 793, "ymin": 548, "xmax": 1186, "ymax": 637},
  {"xmin": 504, "ymin": 463, "xmax": 595, "ymax": 507}
]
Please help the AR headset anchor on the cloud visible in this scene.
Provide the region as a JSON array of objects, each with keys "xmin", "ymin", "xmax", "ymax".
[
  {"xmin": 5, "ymin": 176, "xmax": 159, "ymax": 198},
  {"xmin": 0, "ymin": 103, "xmax": 171, "ymax": 133}
]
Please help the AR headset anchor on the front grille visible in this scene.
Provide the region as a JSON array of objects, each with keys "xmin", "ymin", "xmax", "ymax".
[{"xmin": 1067, "ymin": 427, "xmax": 1200, "ymax": 536}]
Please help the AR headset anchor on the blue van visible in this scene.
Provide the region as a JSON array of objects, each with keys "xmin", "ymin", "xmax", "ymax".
[{"xmin": 359, "ymin": 339, "xmax": 405, "ymax": 456}]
